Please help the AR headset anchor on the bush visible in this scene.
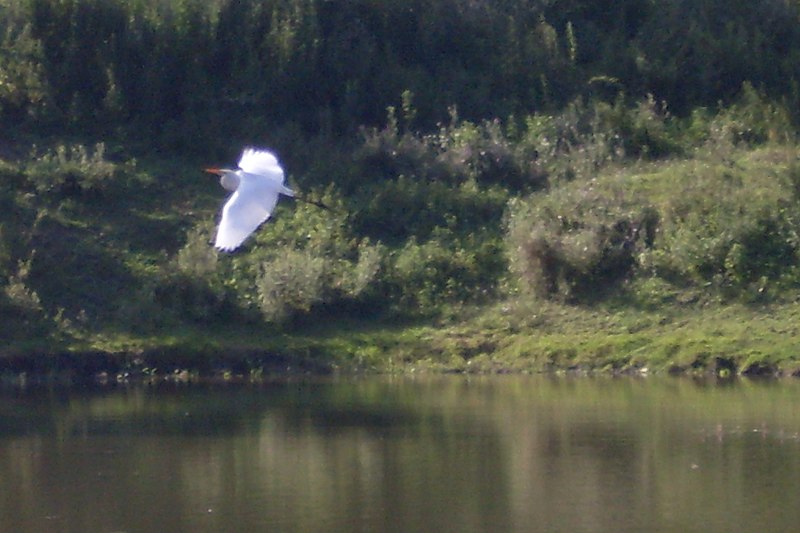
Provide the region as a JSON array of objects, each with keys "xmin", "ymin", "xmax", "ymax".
[
  {"xmin": 0, "ymin": 265, "xmax": 52, "ymax": 341},
  {"xmin": 518, "ymin": 95, "xmax": 683, "ymax": 185},
  {"xmin": 255, "ymin": 248, "xmax": 326, "ymax": 322},
  {"xmin": 506, "ymin": 185, "xmax": 658, "ymax": 301},
  {"xmin": 213, "ymin": 192, "xmax": 386, "ymax": 323},
  {"xmin": 384, "ymin": 231, "xmax": 504, "ymax": 316},
  {"xmin": 23, "ymin": 143, "xmax": 121, "ymax": 197},
  {"xmin": 706, "ymin": 83, "xmax": 796, "ymax": 148},
  {"xmin": 116, "ymin": 225, "xmax": 233, "ymax": 329},
  {"xmin": 353, "ymin": 108, "xmax": 527, "ymax": 250},
  {"xmin": 0, "ymin": 7, "xmax": 50, "ymax": 122},
  {"xmin": 252, "ymin": 239, "xmax": 385, "ymax": 323},
  {"xmin": 353, "ymin": 174, "xmax": 508, "ymax": 245},
  {"xmin": 652, "ymin": 154, "xmax": 800, "ymax": 296},
  {"xmin": 357, "ymin": 106, "xmax": 546, "ymax": 190},
  {"xmin": 508, "ymin": 137, "xmax": 800, "ymax": 305}
]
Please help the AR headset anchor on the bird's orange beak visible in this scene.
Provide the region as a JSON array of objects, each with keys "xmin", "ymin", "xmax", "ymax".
[{"xmin": 204, "ymin": 167, "xmax": 223, "ymax": 175}]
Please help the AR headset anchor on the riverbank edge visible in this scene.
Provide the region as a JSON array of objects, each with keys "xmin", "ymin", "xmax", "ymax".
[
  {"xmin": 0, "ymin": 348, "xmax": 323, "ymax": 384},
  {"xmin": 3, "ymin": 307, "xmax": 800, "ymax": 384},
  {"xmin": 5, "ymin": 295, "xmax": 800, "ymax": 383}
]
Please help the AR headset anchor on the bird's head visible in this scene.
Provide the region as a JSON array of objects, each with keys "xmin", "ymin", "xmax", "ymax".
[
  {"xmin": 203, "ymin": 167, "xmax": 233, "ymax": 177},
  {"xmin": 204, "ymin": 167, "xmax": 239, "ymax": 192}
]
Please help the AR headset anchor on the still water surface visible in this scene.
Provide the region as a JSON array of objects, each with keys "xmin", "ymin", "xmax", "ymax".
[{"xmin": 1, "ymin": 376, "xmax": 800, "ymax": 532}]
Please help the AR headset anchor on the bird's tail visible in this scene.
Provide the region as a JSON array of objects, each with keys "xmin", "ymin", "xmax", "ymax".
[{"xmin": 281, "ymin": 186, "xmax": 331, "ymax": 210}]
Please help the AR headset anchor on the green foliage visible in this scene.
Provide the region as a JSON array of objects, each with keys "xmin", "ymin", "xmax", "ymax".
[
  {"xmin": 506, "ymin": 180, "xmax": 658, "ymax": 301},
  {"xmin": 4, "ymin": 0, "xmax": 800, "ymax": 366},
  {"xmin": 707, "ymin": 83, "xmax": 796, "ymax": 147},
  {"xmin": 4, "ymin": 256, "xmax": 43, "ymax": 316},
  {"xmin": 5, "ymin": 0, "xmax": 799, "ymax": 140},
  {"xmin": 518, "ymin": 95, "xmax": 683, "ymax": 185},
  {"xmin": 0, "ymin": 256, "xmax": 54, "ymax": 342},
  {"xmin": 506, "ymin": 86, "xmax": 800, "ymax": 305},
  {"xmin": 23, "ymin": 212, "xmax": 136, "ymax": 319},
  {"xmin": 206, "ymin": 193, "xmax": 386, "ymax": 323},
  {"xmin": 351, "ymin": 109, "xmax": 517, "ymax": 313},
  {"xmin": 0, "ymin": 3, "xmax": 49, "ymax": 121},
  {"xmin": 254, "ymin": 248, "xmax": 327, "ymax": 322},
  {"xmin": 385, "ymin": 232, "xmax": 504, "ymax": 315},
  {"xmin": 623, "ymin": 1, "xmax": 800, "ymax": 115},
  {"xmin": 650, "ymin": 153, "xmax": 800, "ymax": 298},
  {"xmin": 353, "ymin": 107, "xmax": 533, "ymax": 243},
  {"xmin": 22, "ymin": 143, "xmax": 120, "ymax": 197},
  {"xmin": 508, "ymin": 141, "xmax": 800, "ymax": 305},
  {"xmin": 116, "ymin": 224, "xmax": 231, "ymax": 330}
]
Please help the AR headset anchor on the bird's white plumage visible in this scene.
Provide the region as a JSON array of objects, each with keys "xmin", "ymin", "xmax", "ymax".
[
  {"xmin": 213, "ymin": 148, "xmax": 294, "ymax": 251},
  {"xmin": 238, "ymin": 148, "xmax": 284, "ymax": 183}
]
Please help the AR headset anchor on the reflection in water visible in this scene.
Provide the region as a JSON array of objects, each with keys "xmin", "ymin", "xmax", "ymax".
[{"xmin": 1, "ymin": 377, "xmax": 800, "ymax": 532}]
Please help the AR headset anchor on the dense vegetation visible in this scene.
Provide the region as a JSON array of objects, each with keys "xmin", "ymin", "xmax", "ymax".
[{"xmin": 2, "ymin": 0, "xmax": 800, "ymax": 376}]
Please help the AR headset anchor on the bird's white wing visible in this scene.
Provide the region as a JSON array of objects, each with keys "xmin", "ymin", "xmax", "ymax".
[
  {"xmin": 238, "ymin": 148, "xmax": 285, "ymax": 185},
  {"xmin": 214, "ymin": 177, "xmax": 280, "ymax": 251}
]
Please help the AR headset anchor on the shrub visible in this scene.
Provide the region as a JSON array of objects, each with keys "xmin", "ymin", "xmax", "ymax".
[
  {"xmin": 23, "ymin": 143, "xmax": 120, "ymax": 197},
  {"xmin": 353, "ymin": 108, "xmax": 521, "ymax": 249},
  {"xmin": 353, "ymin": 174, "xmax": 508, "ymax": 245},
  {"xmin": 4, "ymin": 257, "xmax": 43, "ymax": 316},
  {"xmin": 215, "ymin": 192, "xmax": 386, "ymax": 322},
  {"xmin": 116, "ymin": 225, "xmax": 233, "ymax": 329},
  {"xmin": 0, "ymin": 10, "xmax": 50, "ymax": 122},
  {"xmin": 384, "ymin": 231, "xmax": 505, "ymax": 315},
  {"xmin": 255, "ymin": 248, "xmax": 327, "ymax": 322},
  {"xmin": 653, "ymin": 155, "xmax": 800, "ymax": 295},
  {"xmin": 252, "ymin": 238, "xmax": 385, "ymax": 323},
  {"xmin": 506, "ymin": 186, "xmax": 658, "ymax": 301},
  {"xmin": 357, "ymin": 106, "xmax": 546, "ymax": 191},
  {"xmin": 507, "ymin": 141, "xmax": 800, "ymax": 305},
  {"xmin": 518, "ymin": 95, "xmax": 682, "ymax": 185},
  {"xmin": 0, "ymin": 259, "xmax": 52, "ymax": 341},
  {"xmin": 706, "ymin": 83, "xmax": 795, "ymax": 148},
  {"xmin": 431, "ymin": 110, "xmax": 546, "ymax": 190}
]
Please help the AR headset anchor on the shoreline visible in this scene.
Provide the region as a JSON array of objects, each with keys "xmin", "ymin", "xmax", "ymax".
[
  {"xmin": 5, "ymin": 298, "xmax": 800, "ymax": 386},
  {"xmin": 0, "ymin": 348, "xmax": 335, "ymax": 386},
  {"xmin": 0, "ymin": 343, "xmax": 794, "ymax": 387}
]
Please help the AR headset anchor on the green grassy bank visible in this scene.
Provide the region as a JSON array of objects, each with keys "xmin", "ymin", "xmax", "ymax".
[
  {"xmin": 4, "ymin": 298, "xmax": 800, "ymax": 380},
  {"xmin": 4, "ymin": 0, "xmax": 800, "ymax": 380},
  {"xmin": 4, "ymin": 129, "xmax": 800, "ymax": 380}
]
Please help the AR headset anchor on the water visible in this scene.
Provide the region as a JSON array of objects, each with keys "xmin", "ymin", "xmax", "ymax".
[{"xmin": 2, "ymin": 376, "xmax": 800, "ymax": 533}]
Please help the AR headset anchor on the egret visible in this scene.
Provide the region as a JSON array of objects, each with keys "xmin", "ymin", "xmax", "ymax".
[{"xmin": 204, "ymin": 147, "xmax": 325, "ymax": 252}]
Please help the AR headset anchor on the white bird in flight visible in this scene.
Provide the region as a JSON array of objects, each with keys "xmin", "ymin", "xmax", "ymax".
[{"xmin": 205, "ymin": 148, "xmax": 323, "ymax": 252}]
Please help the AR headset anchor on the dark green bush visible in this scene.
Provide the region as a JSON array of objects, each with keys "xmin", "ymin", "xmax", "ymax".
[
  {"xmin": 0, "ymin": 3, "xmax": 50, "ymax": 122},
  {"xmin": 21, "ymin": 212, "xmax": 136, "ymax": 320},
  {"xmin": 353, "ymin": 174, "xmax": 508, "ymax": 245},
  {"xmin": 383, "ymin": 231, "xmax": 504, "ymax": 315},
  {"xmin": 23, "ymin": 143, "xmax": 121, "ymax": 197},
  {"xmin": 110, "ymin": 225, "xmax": 227, "ymax": 331},
  {"xmin": 0, "ymin": 266, "xmax": 53, "ymax": 342},
  {"xmin": 357, "ymin": 107, "xmax": 546, "ymax": 190}
]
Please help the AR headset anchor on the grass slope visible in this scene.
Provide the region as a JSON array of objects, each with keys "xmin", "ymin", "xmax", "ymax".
[{"xmin": 3, "ymin": 133, "xmax": 800, "ymax": 379}]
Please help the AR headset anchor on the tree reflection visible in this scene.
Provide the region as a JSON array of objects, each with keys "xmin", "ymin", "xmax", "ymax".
[{"xmin": 2, "ymin": 377, "xmax": 800, "ymax": 532}]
